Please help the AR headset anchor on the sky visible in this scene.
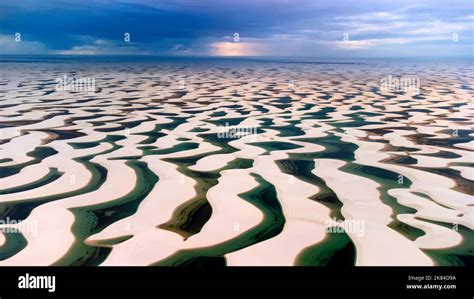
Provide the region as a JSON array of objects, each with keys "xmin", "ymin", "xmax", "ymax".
[{"xmin": 0, "ymin": 0, "xmax": 473, "ymax": 57}]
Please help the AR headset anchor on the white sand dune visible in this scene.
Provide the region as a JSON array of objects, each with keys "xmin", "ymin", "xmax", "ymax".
[{"xmin": 0, "ymin": 60, "xmax": 472, "ymax": 266}]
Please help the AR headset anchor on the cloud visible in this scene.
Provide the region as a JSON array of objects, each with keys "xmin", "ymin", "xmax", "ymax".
[
  {"xmin": 51, "ymin": 38, "xmax": 150, "ymax": 55},
  {"xmin": 0, "ymin": 0, "xmax": 472, "ymax": 57},
  {"xmin": 0, "ymin": 34, "xmax": 48, "ymax": 54},
  {"xmin": 53, "ymin": 49, "xmax": 96, "ymax": 55},
  {"xmin": 210, "ymin": 41, "xmax": 262, "ymax": 56}
]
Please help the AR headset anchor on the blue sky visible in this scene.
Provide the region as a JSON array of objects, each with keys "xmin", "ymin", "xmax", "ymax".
[{"xmin": 0, "ymin": 0, "xmax": 473, "ymax": 57}]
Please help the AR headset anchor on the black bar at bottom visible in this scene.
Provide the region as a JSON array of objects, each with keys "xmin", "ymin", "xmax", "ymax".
[{"xmin": 0, "ymin": 267, "xmax": 471, "ymax": 298}]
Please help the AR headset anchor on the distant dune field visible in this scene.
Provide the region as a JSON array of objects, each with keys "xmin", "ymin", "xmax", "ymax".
[{"xmin": 0, "ymin": 58, "xmax": 472, "ymax": 266}]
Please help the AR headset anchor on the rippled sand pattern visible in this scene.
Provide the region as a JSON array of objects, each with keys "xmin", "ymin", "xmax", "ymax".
[{"xmin": 0, "ymin": 61, "xmax": 473, "ymax": 266}]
